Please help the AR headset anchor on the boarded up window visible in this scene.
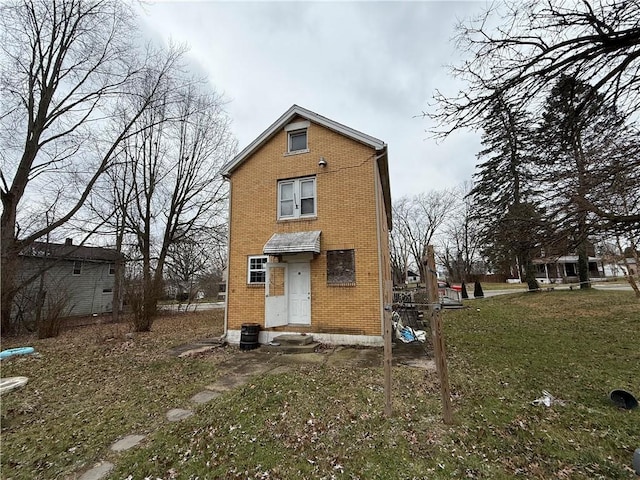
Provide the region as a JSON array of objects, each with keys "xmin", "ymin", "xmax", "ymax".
[{"xmin": 327, "ymin": 250, "xmax": 355, "ymax": 284}]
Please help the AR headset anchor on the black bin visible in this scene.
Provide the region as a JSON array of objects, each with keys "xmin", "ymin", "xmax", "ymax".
[{"xmin": 240, "ymin": 323, "xmax": 260, "ymax": 351}]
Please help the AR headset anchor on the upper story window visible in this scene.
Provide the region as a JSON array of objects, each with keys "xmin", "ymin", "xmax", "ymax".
[
  {"xmin": 284, "ymin": 120, "xmax": 310, "ymax": 154},
  {"xmin": 73, "ymin": 260, "xmax": 82, "ymax": 275},
  {"xmin": 278, "ymin": 177, "xmax": 316, "ymax": 220},
  {"xmin": 108, "ymin": 263, "xmax": 115, "ymax": 275}
]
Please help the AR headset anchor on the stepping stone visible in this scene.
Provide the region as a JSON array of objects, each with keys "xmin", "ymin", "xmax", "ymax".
[
  {"xmin": 166, "ymin": 408, "xmax": 193, "ymax": 422},
  {"xmin": 205, "ymin": 375, "xmax": 249, "ymax": 392},
  {"xmin": 78, "ymin": 461, "xmax": 114, "ymax": 480},
  {"xmin": 110, "ymin": 434, "xmax": 145, "ymax": 452},
  {"xmin": 178, "ymin": 346, "xmax": 216, "ymax": 358},
  {"xmin": 190, "ymin": 390, "xmax": 221, "ymax": 404}
]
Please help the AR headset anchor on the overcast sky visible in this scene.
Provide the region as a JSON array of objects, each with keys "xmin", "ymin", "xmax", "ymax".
[{"xmin": 137, "ymin": 1, "xmax": 487, "ymax": 199}]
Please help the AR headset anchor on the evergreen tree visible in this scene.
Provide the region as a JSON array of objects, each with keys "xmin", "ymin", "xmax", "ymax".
[
  {"xmin": 473, "ymin": 281, "xmax": 484, "ymax": 298},
  {"xmin": 536, "ymin": 75, "xmax": 630, "ymax": 289},
  {"xmin": 471, "ymin": 94, "xmax": 542, "ymax": 290}
]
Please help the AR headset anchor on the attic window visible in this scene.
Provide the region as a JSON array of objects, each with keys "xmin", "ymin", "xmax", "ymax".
[
  {"xmin": 289, "ymin": 130, "xmax": 307, "ymax": 152},
  {"xmin": 285, "ymin": 120, "xmax": 310, "ymax": 154}
]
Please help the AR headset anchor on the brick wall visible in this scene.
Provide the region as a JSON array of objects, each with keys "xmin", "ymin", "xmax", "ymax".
[{"xmin": 226, "ymin": 119, "xmax": 390, "ymax": 337}]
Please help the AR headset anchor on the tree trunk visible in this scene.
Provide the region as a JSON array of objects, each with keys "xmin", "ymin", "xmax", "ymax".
[
  {"xmin": 0, "ymin": 223, "xmax": 18, "ymax": 335},
  {"xmin": 577, "ymin": 241, "xmax": 591, "ymax": 289},
  {"xmin": 518, "ymin": 251, "xmax": 540, "ymax": 291},
  {"xmin": 627, "ymin": 275, "xmax": 640, "ymax": 298}
]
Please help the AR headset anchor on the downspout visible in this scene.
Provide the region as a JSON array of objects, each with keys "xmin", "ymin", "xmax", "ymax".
[
  {"xmin": 222, "ymin": 176, "xmax": 232, "ymax": 341},
  {"xmin": 373, "ymin": 149, "xmax": 387, "ymax": 336}
]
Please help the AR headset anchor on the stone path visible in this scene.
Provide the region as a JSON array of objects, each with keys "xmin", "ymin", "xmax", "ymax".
[
  {"xmin": 75, "ymin": 342, "xmax": 431, "ymax": 479},
  {"xmin": 75, "ymin": 347, "xmax": 283, "ymax": 480}
]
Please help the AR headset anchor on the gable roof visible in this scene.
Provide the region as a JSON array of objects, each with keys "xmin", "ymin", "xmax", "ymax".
[
  {"xmin": 221, "ymin": 104, "xmax": 392, "ymax": 229},
  {"xmin": 20, "ymin": 241, "xmax": 121, "ymax": 262},
  {"xmin": 221, "ymin": 104, "xmax": 387, "ymax": 176}
]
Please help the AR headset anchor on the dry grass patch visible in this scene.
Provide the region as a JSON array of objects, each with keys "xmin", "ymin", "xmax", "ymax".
[
  {"xmin": 1, "ymin": 310, "xmax": 225, "ymax": 479},
  {"xmin": 2, "ymin": 290, "xmax": 638, "ymax": 479}
]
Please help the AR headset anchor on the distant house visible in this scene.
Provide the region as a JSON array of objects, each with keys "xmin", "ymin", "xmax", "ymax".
[
  {"xmin": 16, "ymin": 239, "xmax": 121, "ymax": 321},
  {"xmin": 406, "ymin": 270, "xmax": 419, "ymax": 283},
  {"xmin": 532, "ymin": 242, "xmax": 604, "ymax": 284},
  {"xmin": 221, "ymin": 104, "xmax": 392, "ymax": 346}
]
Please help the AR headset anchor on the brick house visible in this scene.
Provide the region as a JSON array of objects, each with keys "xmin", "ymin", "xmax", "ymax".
[{"xmin": 221, "ymin": 105, "xmax": 392, "ymax": 346}]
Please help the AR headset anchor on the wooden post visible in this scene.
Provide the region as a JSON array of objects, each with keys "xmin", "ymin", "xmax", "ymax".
[
  {"xmin": 425, "ymin": 245, "xmax": 453, "ymax": 424},
  {"xmin": 383, "ymin": 305, "xmax": 393, "ymax": 417}
]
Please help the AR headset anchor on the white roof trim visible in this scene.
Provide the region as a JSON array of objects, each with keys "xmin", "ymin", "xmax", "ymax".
[{"xmin": 221, "ymin": 105, "xmax": 386, "ymax": 176}]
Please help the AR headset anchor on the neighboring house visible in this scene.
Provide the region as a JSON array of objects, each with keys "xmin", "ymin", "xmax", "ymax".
[
  {"xmin": 16, "ymin": 239, "xmax": 120, "ymax": 320},
  {"xmin": 406, "ymin": 270, "xmax": 419, "ymax": 283},
  {"xmin": 531, "ymin": 241, "xmax": 606, "ymax": 284},
  {"xmin": 221, "ymin": 105, "xmax": 392, "ymax": 346},
  {"xmin": 533, "ymin": 255, "xmax": 604, "ymax": 284}
]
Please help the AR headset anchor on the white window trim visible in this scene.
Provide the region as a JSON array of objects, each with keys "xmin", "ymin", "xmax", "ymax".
[
  {"xmin": 285, "ymin": 120, "xmax": 310, "ymax": 155},
  {"xmin": 286, "ymin": 130, "xmax": 308, "ymax": 155},
  {"xmin": 278, "ymin": 177, "xmax": 316, "ymax": 220},
  {"xmin": 247, "ymin": 255, "xmax": 268, "ymax": 284}
]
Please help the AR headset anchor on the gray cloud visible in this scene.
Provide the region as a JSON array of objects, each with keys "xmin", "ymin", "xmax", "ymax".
[{"xmin": 137, "ymin": 1, "xmax": 486, "ymax": 196}]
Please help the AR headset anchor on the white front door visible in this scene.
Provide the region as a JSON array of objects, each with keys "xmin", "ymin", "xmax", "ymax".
[
  {"xmin": 265, "ymin": 263, "xmax": 288, "ymax": 327},
  {"xmin": 288, "ymin": 262, "xmax": 311, "ymax": 325}
]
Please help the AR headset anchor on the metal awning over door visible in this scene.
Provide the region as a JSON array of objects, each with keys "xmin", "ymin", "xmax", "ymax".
[{"xmin": 263, "ymin": 230, "xmax": 321, "ymax": 255}]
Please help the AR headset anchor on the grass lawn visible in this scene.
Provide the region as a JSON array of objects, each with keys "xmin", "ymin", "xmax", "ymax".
[{"xmin": 1, "ymin": 291, "xmax": 638, "ymax": 479}]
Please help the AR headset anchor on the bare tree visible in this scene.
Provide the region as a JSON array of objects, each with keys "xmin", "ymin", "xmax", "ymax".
[
  {"xmin": 437, "ymin": 183, "xmax": 483, "ymax": 283},
  {"xmin": 390, "ymin": 226, "xmax": 411, "ymax": 287},
  {"xmin": 0, "ymin": 0, "xmax": 185, "ymax": 334},
  {"xmin": 165, "ymin": 234, "xmax": 221, "ymax": 305},
  {"xmin": 392, "ymin": 190, "xmax": 457, "ymax": 284},
  {"xmin": 115, "ymin": 83, "xmax": 235, "ymax": 331},
  {"xmin": 430, "ymin": 1, "xmax": 640, "ymax": 133},
  {"xmin": 427, "ymin": 1, "xmax": 640, "ymax": 226}
]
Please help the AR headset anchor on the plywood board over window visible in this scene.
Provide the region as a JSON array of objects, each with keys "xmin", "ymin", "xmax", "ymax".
[{"xmin": 327, "ymin": 249, "xmax": 356, "ymax": 285}]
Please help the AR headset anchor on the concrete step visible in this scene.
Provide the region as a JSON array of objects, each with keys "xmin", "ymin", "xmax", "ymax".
[
  {"xmin": 271, "ymin": 334, "xmax": 314, "ymax": 346},
  {"xmin": 261, "ymin": 342, "xmax": 320, "ymax": 354}
]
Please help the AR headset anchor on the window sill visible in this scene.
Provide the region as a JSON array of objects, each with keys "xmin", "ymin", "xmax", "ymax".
[
  {"xmin": 284, "ymin": 149, "xmax": 309, "ymax": 157},
  {"xmin": 247, "ymin": 283, "xmax": 265, "ymax": 288},
  {"xmin": 327, "ymin": 282, "xmax": 357, "ymax": 287},
  {"xmin": 277, "ymin": 216, "xmax": 317, "ymax": 223}
]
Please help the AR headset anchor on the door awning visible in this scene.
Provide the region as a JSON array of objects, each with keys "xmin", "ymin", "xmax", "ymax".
[{"xmin": 263, "ymin": 230, "xmax": 321, "ymax": 255}]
